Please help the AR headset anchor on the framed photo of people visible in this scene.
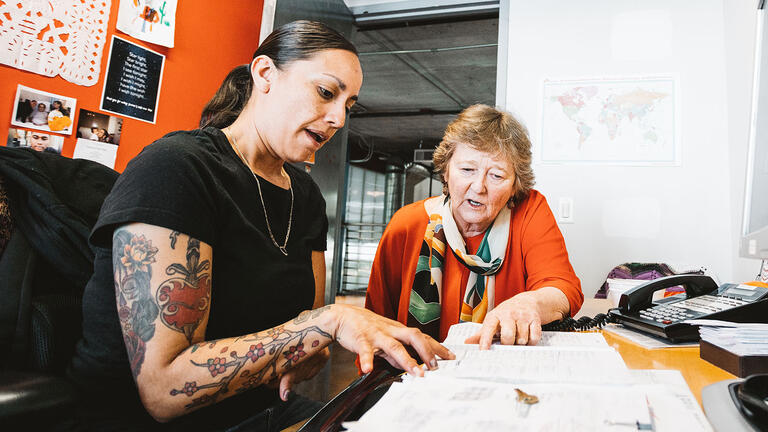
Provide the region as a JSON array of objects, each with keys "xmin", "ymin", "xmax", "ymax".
[
  {"xmin": 6, "ymin": 128, "xmax": 64, "ymax": 154},
  {"xmin": 72, "ymin": 108, "xmax": 123, "ymax": 169},
  {"xmin": 76, "ymin": 108, "xmax": 123, "ymax": 145},
  {"xmin": 11, "ymin": 84, "xmax": 76, "ymax": 135}
]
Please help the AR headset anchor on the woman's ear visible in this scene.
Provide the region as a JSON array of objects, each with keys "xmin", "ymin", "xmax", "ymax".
[
  {"xmin": 250, "ymin": 55, "xmax": 275, "ymax": 94},
  {"xmin": 506, "ymin": 175, "xmax": 517, "ymax": 208}
]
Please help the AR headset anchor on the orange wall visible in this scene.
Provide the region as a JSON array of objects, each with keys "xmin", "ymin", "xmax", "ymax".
[{"xmin": 0, "ymin": 1, "xmax": 263, "ymax": 171}]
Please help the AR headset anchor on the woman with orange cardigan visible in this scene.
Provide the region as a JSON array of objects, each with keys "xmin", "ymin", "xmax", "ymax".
[{"xmin": 365, "ymin": 104, "xmax": 583, "ymax": 348}]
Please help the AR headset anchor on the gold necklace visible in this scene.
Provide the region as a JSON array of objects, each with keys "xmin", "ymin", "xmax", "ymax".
[{"xmin": 225, "ymin": 129, "xmax": 293, "ymax": 256}]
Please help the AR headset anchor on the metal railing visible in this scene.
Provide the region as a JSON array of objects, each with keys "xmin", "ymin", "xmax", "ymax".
[{"xmin": 338, "ymin": 222, "xmax": 387, "ymax": 296}]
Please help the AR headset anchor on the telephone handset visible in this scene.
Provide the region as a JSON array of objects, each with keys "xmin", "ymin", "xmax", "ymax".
[{"xmin": 608, "ymin": 274, "xmax": 768, "ymax": 342}]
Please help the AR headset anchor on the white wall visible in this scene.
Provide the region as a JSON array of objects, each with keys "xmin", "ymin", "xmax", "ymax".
[{"xmin": 502, "ymin": 0, "xmax": 761, "ymax": 298}]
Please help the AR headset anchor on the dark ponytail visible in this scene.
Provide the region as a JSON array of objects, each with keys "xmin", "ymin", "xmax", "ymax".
[
  {"xmin": 199, "ymin": 65, "xmax": 253, "ymax": 129},
  {"xmin": 200, "ymin": 20, "xmax": 358, "ymax": 129}
]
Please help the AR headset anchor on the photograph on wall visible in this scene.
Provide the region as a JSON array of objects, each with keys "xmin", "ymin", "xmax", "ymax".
[
  {"xmin": 73, "ymin": 108, "xmax": 122, "ymax": 169},
  {"xmin": 11, "ymin": 85, "xmax": 76, "ymax": 135},
  {"xmin": 76, "ymin": 108, "xmax": 123, "ymax": 145},
  {"xmin": 540, "ymin": 76, "xmax": 679, "ymax": 166},
  {"xmin": 6, "ymin": 128, "xmax": 64, "ymax": 154},
  {"xmin": 116, "ymin": 0, "xmax": 177, "ymax": 48},
  {"xmin": 100, "ymin": 36, "xmax": 165, "ymax": 123}
]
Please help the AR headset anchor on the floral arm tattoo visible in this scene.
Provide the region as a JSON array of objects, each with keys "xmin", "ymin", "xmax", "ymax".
[
  {"xmin": 114, "ymin": 227, "xmax": 333, "ymax": 412},
  {"xmin": 113, "ymin": 229, "xmax": 161, "ymax": 380},
  {"xmin": 171, "ymin": 320, "xmax": 331, "ymax": 410}
]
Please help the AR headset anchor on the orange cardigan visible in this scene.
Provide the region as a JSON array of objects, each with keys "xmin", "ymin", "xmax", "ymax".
[{"xmin": 365, "ymin": 190, "xmax": 584, "ymax": 341}]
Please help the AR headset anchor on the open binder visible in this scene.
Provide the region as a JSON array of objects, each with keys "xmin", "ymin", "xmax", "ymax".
[{"xmin": 299, "ymin": 359, "xmax": 402, "ymax": 432}]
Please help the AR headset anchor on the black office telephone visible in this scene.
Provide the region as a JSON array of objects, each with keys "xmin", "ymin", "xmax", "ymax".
[
  {"xmin": 608, "ymin": 274, "xmax": 768, "ymax": 342},
  {"xmin": 542, "ymin": 274, "xmax": 768, "ymax": 341}
]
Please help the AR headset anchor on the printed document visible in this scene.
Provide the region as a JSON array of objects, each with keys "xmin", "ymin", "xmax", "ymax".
[{"xmin": 343, "ymin": 322, "xmax": 712, "ymax": 431}]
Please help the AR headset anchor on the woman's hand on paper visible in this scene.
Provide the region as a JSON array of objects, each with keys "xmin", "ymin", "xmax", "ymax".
[
  {"xmin": 465, "ymin": 292, "xmax": 543, "ymax": 349},
  {"xmin": 327, "ymin": 304, "xmax": 455, "ymax": 375}
]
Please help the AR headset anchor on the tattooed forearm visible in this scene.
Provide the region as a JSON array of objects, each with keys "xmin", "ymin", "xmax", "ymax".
[
  {"xmin": 112, "ymin": 227, "xmax": 334, "ymax": 417},
  {"xmin": 157, "ymin": 237, "xmax": 211, "ymax": 343},
  {"xmin": 113, "ymin": 229, "xmax": 160, "ymax": 380},
  {"xmin": 293, "ymin": 305, "xmax": 332, "ymax": 325},
  {"xmin": 169, "ymin": 325, "xmax": 332, "ymax": 410}
]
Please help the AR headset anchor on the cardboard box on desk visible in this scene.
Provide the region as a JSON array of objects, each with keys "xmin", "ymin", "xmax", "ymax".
[{"xmin": 700, "ymin": 340, "xmax": 768, "ymax": 377}]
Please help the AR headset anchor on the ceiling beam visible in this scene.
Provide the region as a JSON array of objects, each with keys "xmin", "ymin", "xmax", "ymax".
[
  {"xmin": 350, "ymin": 109, "xmax": 460, "ymax": 119},
  {"xmin": 350, "ymin": 1, "xmax": 499, "ymax": 27},
  {"xmin": 359, "ymin": 42, "xmax": 497, "ymax": 56}
]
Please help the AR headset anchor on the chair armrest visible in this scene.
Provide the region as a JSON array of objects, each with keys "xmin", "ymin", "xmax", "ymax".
[{"xmin": 0, "ymin": 370, "xmax": 78, "ymax": 420}]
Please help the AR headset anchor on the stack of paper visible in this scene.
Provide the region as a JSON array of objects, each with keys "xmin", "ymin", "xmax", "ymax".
[
  {"xmin": 432, "ymin": 348, "xmax": 631, "ymax": 385},
  {"xmin": 343, "ymin": 378, "xmax": 651, "ymax": 432},
  {"xmin": 441, "ymin": 321, "xmax": 610, "ymax": 348},
  {"xmin": 692, "ymin": 319, "xmax": 768, "ymax": 355},
  {"xmin": 343, "ymin": 322, "xmax": 713, "ymax": 432}
]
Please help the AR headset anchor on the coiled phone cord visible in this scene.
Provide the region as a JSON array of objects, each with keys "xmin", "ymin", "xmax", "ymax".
[{"xmin": 541, "ymin": 311, "xmax": 618, "ymax": 332}]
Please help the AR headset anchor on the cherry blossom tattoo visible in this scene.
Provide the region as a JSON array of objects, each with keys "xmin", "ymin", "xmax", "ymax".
[
  {"xmin": 169, "ymin": 324, "xmax": 331, "ymax": 410},
  {"xmin": 114, "ymin": 229, "xmax": 160, "ymax": 380},
  {"xmin": 293, "ymin": 305, "xmax": 331, "ymax": 324}
]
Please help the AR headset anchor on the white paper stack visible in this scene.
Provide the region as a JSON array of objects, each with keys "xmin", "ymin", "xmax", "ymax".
[
  {"xmin": 692, "ymin": 319, "xmax": 768, "ymax": 355},
  {"xmin": 432, "ymin": 347, "xmax": 632, "ymax": 385},
  {"xmin": 343, "ymin": 322, "xmax": 713, "ymax": 432},
  {"xmin": 343, "ymin": 378, "xmax": 651, "ymax": 432}
]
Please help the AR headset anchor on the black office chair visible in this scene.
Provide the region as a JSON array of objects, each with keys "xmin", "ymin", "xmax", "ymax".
[
  {"xmin": 0, "ymin": 148, "xmax": 117, "ymax": 428},
  {"xmin": 0, "ymin": 225, "xmax": 83, "ymax": 427}
]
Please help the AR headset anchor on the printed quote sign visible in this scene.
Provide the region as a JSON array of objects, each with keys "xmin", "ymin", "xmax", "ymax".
[{"xmin": 100, "ymin": 36, "xmax": 165, "ymax": 123}]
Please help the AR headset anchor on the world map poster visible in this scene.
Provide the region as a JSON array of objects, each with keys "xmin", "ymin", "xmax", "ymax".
[{"xmin": 541, "ymin": 77, "xmax": 678, "ymax": 165}]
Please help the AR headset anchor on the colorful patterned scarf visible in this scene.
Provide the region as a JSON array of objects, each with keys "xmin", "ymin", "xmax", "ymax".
[{"xmin": 407, "ymin": 195, "xmax": 510, "ymax": 339}]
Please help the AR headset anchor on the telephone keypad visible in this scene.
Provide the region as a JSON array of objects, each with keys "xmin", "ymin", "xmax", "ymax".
[{"xmin": 637, "ymin": 294, "xmax": 747, "ymax": 325}]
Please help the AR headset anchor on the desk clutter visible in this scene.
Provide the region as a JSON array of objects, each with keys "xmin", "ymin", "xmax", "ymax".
[
  {"xmin": 341, "ymin": 323, "xmax": 712, "ymax": 432},
  {"xmin": 695, "ymin": 320, "xmax": 768, "ymax": 377}
]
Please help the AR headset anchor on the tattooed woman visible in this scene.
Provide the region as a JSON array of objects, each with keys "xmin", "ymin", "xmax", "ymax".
[{"xmin": 66, "ymin": 21, "xmax": 452, "ymax": 431}]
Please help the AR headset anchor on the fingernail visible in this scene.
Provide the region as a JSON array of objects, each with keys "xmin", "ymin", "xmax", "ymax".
[
  {"xmin": 517, "ymin": 339, "xmax": 527, "ymax": 345},
  {"xmin": 429, "ymin": 359, "xmax": 438, "ymax": 369},
  {"xmin": 282, "ymin": 389, "xmax": 290, "ymax": 400}
]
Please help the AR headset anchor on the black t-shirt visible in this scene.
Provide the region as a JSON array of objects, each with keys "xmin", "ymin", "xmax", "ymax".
[{"xmin": 67, "ymin": 127, "xmax": 328, "ymax": 430}]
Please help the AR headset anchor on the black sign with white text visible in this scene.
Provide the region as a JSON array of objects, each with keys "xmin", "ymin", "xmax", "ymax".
[{"xmin": 100, "ymin": 36, "xmax": 165, "ymax": 123}]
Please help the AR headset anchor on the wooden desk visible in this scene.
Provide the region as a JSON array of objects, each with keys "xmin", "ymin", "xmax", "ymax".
[
  {"xmin": 331, "ymin": 297, "xmax": 736, "ymax": 406},
  {"xmin": 579, "ymin": 298, "xmax": 736, "ymax": 406},
  {"xmin": 289, "ymin": 297, "xmax": 735, "ymax": 431}
]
